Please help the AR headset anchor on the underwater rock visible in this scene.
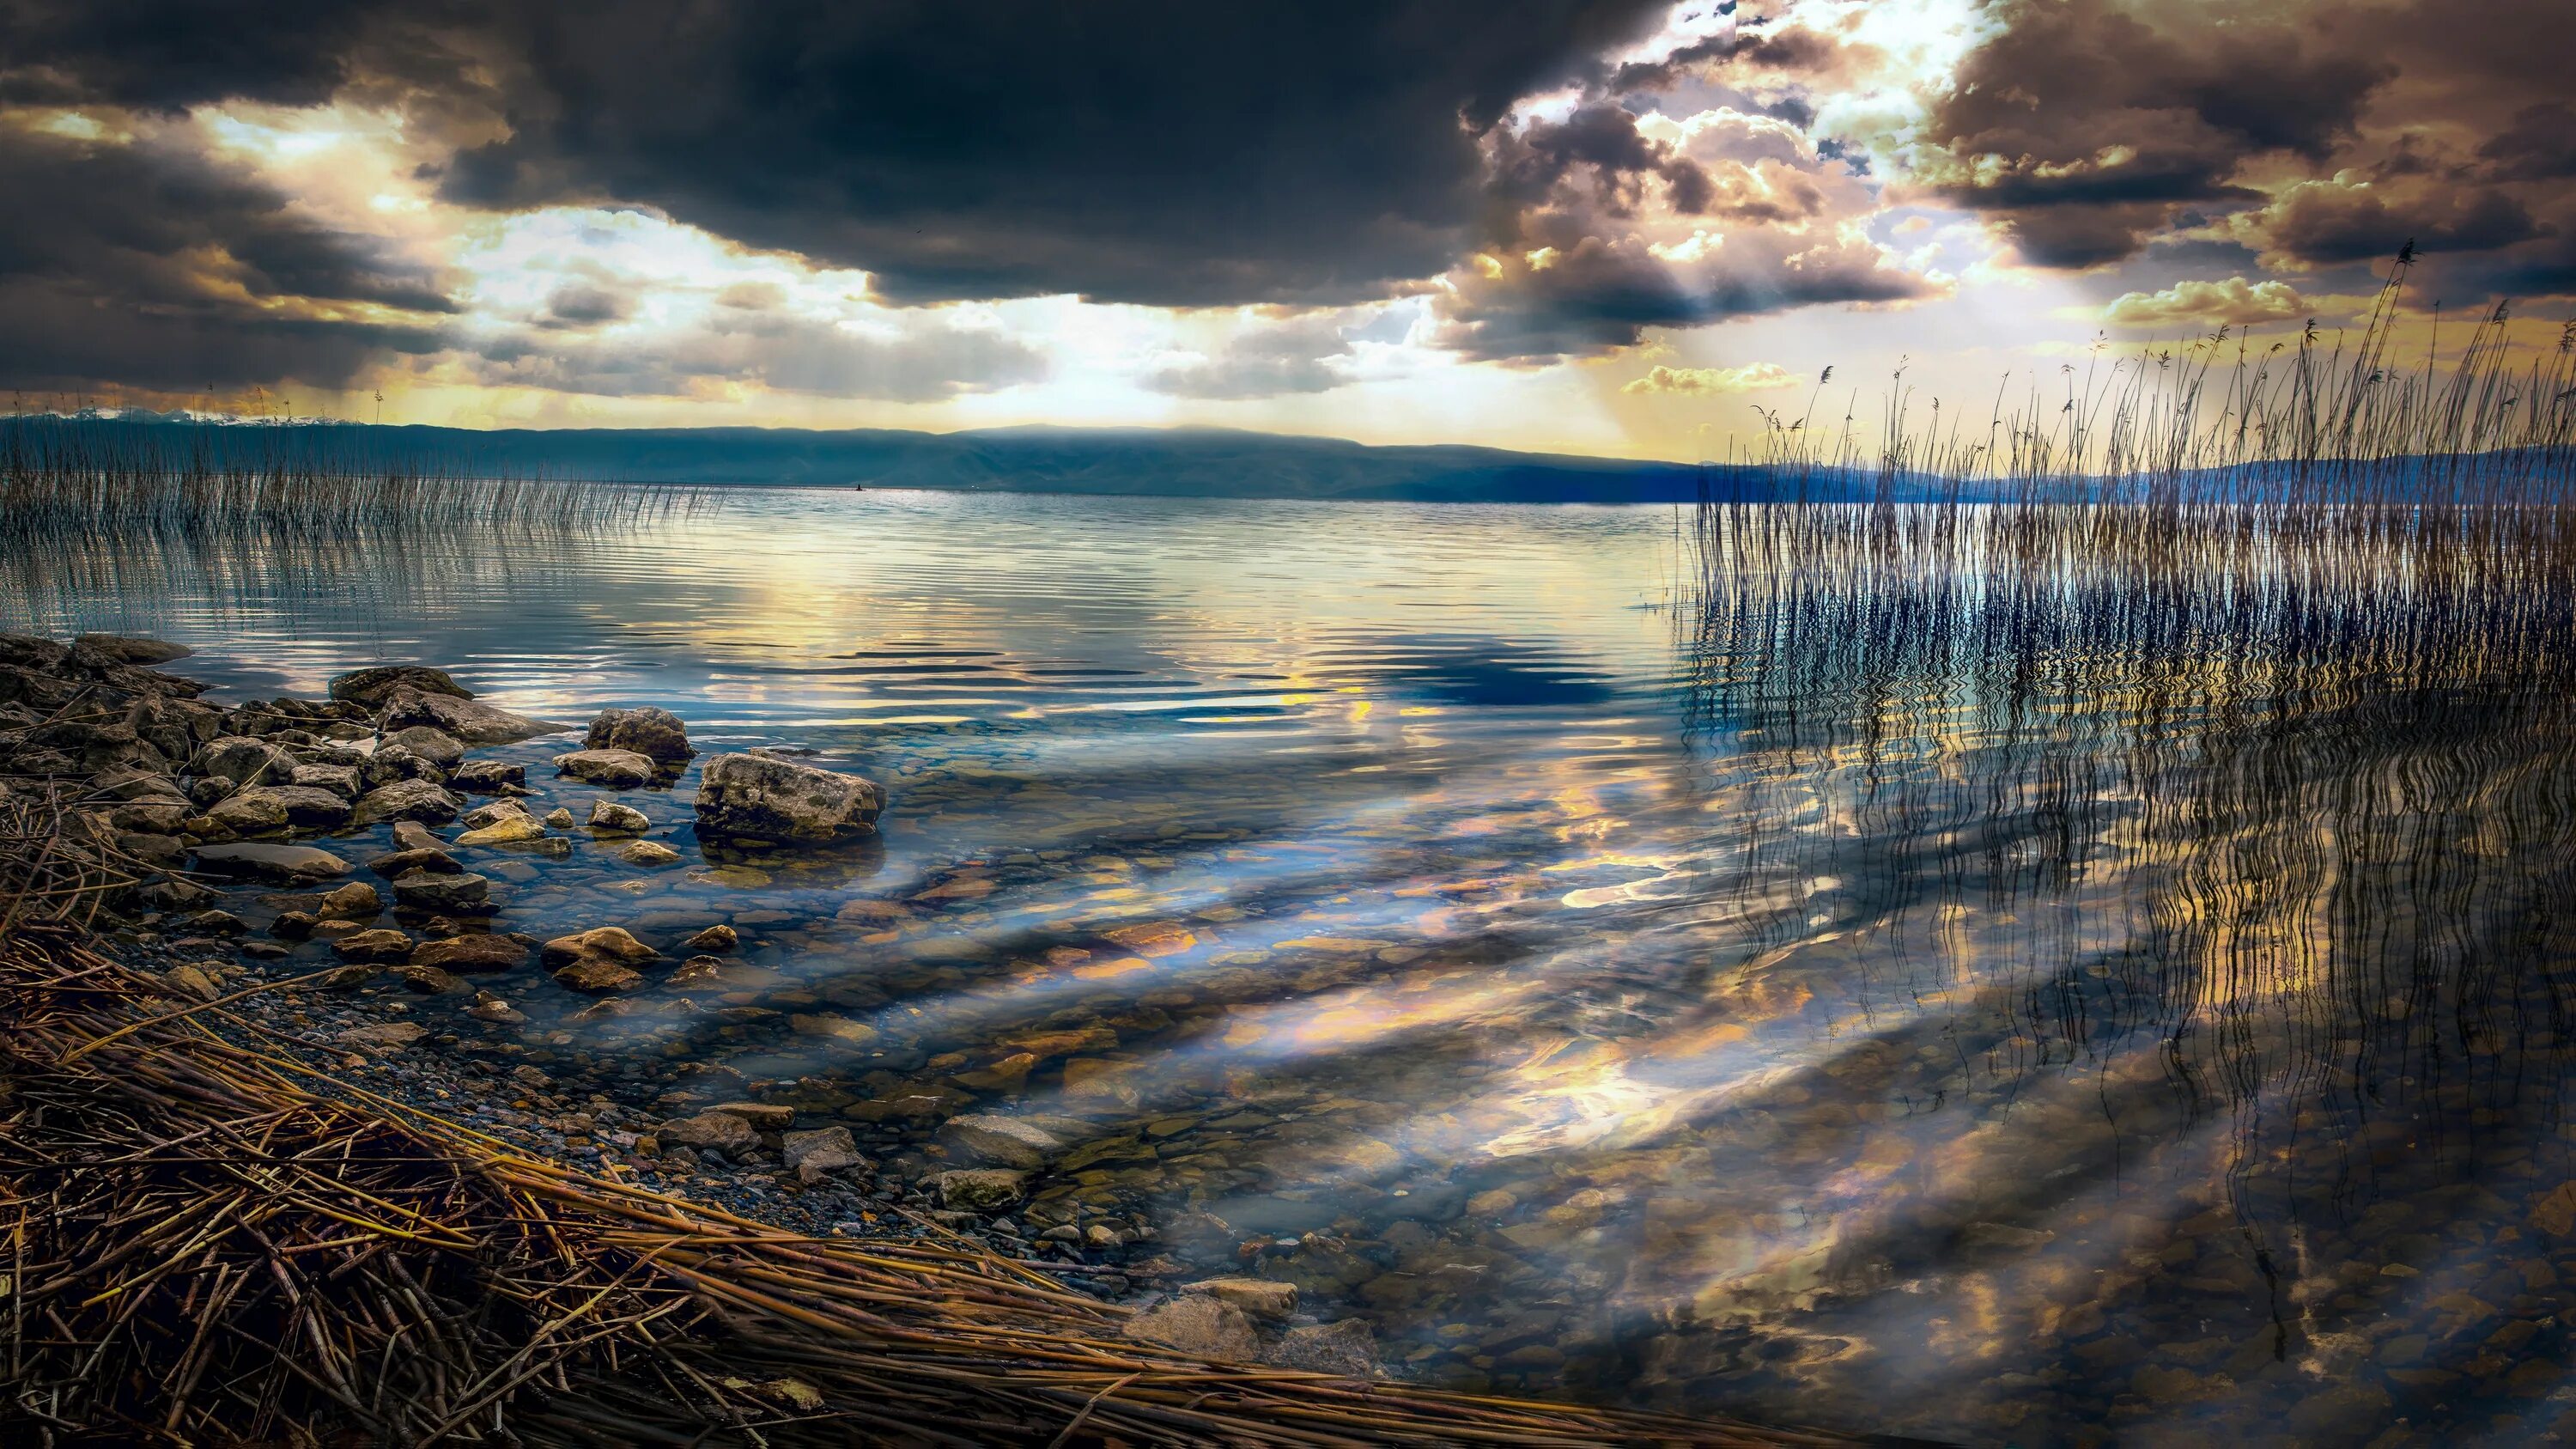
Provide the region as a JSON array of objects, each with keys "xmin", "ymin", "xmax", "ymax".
[
  {"xmin": 934, "ymin": 1169, "xmax": 1027, "ymax": 1210},
  {"xmin": 940, "ymin": 1113, "xmax": 1068, "ymax": 1171},
  {"xmin": 409, "ymin": 934, "xmax": 529, "ymax": 973},
  {"xmin": 693, "ymin": 752, "xmax": 883, "ymax": 845},
  {"xmin": 1124, "ymin": 1295, "xmax": 1258, "ymax": 1361},
  {"xmin": 1186, "ymin": 1277, "xmax": 1298, "ymax": 1322},
  {"xmin": 1264, "ymin": 1319, "xmax": 1382, "ymax": 1377}
]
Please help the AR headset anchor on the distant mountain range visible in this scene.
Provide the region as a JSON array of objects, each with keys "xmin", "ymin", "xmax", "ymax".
[{"xmin": 8, "ymin": 416, "xmax": 1826, "ymax": 504}]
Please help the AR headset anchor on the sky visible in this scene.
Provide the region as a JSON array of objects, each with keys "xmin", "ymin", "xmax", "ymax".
[{"xmin": 1, "ymin": 0, "xmax": 2569, "ymax": 461}]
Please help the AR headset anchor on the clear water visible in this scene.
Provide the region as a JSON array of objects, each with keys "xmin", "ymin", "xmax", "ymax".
[{"xmin": 18, "ymin": 488, "xmax": 2576, "ymax": 1446}]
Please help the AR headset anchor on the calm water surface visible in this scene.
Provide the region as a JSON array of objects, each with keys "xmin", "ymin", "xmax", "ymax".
[{"xmin": 17, "ymin": 488, "xmax": 2576, "ymax": 1446}]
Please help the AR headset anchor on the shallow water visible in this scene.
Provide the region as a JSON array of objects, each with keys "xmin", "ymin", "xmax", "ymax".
[{"xmin": 18, "ymin": 489, "xmax": 2576, "ymax": 1446}]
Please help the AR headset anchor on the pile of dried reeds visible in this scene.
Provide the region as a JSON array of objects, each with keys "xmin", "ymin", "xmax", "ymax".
[{"xmin": 0, "ymin": 817, "xmax": 1838, "ymax": 1446}]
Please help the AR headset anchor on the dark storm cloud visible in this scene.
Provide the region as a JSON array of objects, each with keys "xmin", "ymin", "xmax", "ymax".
[
  {"xmin": 2253, "ymin": 181, "xmax": 2543, "ymax": 267},
  {"xmin": 1920, "ymin": 0, "xmax": 2390, "ymax": 267},
  {"xmin": 1489, "ymin": 104, "xmax": 1717, "ymax": 220},
  {"xmin": 1434, "ymin": 222, "xmax": 1929, "ymax": 362},
  {"xmin": 436, "ymin": 1, "xmax": 1674, "ymax": 308},
  {"xmin": 0, "ymin": 126, "xmax": 450, "ymax": 393},
  {"xmin": 2481, "ymin": 104, "xmax": 2576, "ymax": 182}
]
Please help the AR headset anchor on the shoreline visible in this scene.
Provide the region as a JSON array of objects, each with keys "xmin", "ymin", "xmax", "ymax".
[{"xmin": 0, "ymin": 626, "xmax": 1855, "ymax": 1446}]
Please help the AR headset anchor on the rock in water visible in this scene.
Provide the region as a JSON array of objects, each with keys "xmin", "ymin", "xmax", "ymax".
[
  {"xmin": 659, "ymin": 1111, "xmax": 758, "ymax": 1153},
  {"xmin": 542, "ymin": 927, "xmax": 656, "ymax": 991},
  {"xmin": 588, "ymin": 799, "xmax": 651, "ymax": 833},
  {"xmin": 939, "ymin": 1114, "xmax": 1067, "ymax": 1170},
  {"xmin": 75, "ymin": 633, "xmax": 191, "ymax": 664},
  {"xmin": 186, "ymin": 735, "xmax": 299, "ymax": 787},
  {"xmin": 378, "ymin": 686, "xmax": 566, "ymax": 745},
  {"xmin": 350, "ymin": 779, "xmax": 460, "ymax": 826},
  {"xmin": 212, "ymin": 784, "xmax": 350, "ymax": 830},
  {"xmin": 450, "ymin": 759, "xmax": 526, "ymax": 793},
  {"xmin": 330, "ymin": 666, "xmax": 471, "ymax": 707},
  {"xmin": 192, "ymin": 842, "xmax": 351, "ymax": 885},
  {"xmin": 933, "ymin": 1169, "xmax": 1028, "ymax": 1210},
  {"xmin": 586, "ymin": 706, "xmax": 694, "ymax": 765},
  {"xmin": 1123, "ymin": 1295, "xmax": 1258, "ymax": 1361},
  {"xmin": 385, "ymin": 726, "xmax": 466, "ymax": 769},
  {"xmin": 693, "ymin": 752, "xmax": 883, "ymax": 845},
  {"xmin": 554, "ymin": 749, "xmax": 657, "ymax": 788},
  {"xmin": 409, "ymin": 935, "xmax": 529, "ymax": 973},
  {"xmin": 1264, "ymin": 1319, "xmax": 1382, "ymax": 1377},
  {"xmin": 391, "ymin": 871, "xmax": 492, "ymax": 913}
]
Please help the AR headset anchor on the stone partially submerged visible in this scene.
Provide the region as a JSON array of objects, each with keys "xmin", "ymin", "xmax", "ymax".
[
  {"xmin": 554, "ymin": 749, "xmax": 657, "ymax": 788},
  {"xmin": 585, "ymin": 706, "xmax": 693, "ymax": 765},
  {"xmin": 693, "ymin": 752, "xmax": 883, "ymax": 845},
  {"xmin": 329, "ymin": 666, "xmax": 471, "ymax": 707},
  {"xmin": 379, "ymin": 685, "xmax": 568, "ymax": 746},
  {"xmin": 192, "ymin": 842, "xmax": 351, "ymax": 885}
]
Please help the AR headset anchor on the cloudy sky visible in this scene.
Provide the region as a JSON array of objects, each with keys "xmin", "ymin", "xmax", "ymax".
[{"xmin": 2, "ymin": 0, "xmax": 2567, "ymax": 459}]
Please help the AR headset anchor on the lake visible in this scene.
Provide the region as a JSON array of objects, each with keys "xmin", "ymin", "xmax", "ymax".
[{"xmin": 15, "ymin": 485, "xmax": 2576, "ymax": 1446}]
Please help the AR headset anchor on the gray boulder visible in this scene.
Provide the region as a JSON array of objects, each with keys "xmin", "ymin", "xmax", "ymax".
[
  {"xmin": 585, "ymin": 706, "xmax": 693, "ymax": 765},
  {"xmin": 379, "ymin": 685, "xmax": 566, "ymax": 745},
  {"xmin": 693, "ymin": 752, "xmax": 883, "ymax": 845},
  {"xmin": 186, "ymin": 735, "xmax": 299, "ymax": 788},
  {"xmin": 350, "ymin": 778, "xmax": 460, "ymax": 825},
  {"xmin": 390, "ymin": 870, "xmax": 491, "ymax": 913},
  {"xmin": 383, "ymin": 726, "xmax": 465, "ymax": 769},
  {"xmin": 555, "ymin": 749, "xmax": 657, "ymax": 788}
]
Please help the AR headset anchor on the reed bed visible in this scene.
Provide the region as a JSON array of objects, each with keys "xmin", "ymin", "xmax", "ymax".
[
  {"xmin": 0, "ymin": 802, "xmax": 1833, "ymax": 1446},
  {"xmin": 1680, "ymin": 253, "xmax": 2576, "ymax": 1227},
  {"xmin": 0, "ymin": 415, "xmax": 702, "ymax": 546}
]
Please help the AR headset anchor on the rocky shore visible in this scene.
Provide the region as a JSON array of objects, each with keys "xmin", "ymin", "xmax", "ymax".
[{"xmin": 0, "ymin": 631, "xmax": 1376, "ymax": 1375}]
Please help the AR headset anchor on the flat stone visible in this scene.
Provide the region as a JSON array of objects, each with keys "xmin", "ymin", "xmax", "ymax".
[
  {"xmin": 391, "ymin": 820, "xmax": 445, "ymax": 852},
  {"xmin": 708, "ymin": 1101, "xmax": 796, "ymax": 1130},
  {"xmin": 553, "ymin": 959, "xmax": 643, "ymax": 993},
  {"xmin": 192, "ymin": 842, "xmax": 350, "ymax": 885},
  {"xmin": 408, "ymin": 934, "xmax": 528, "ymax": 973},
  {"xmin": 555, "ymin": 749, "xmax": 657, "ymax": 788},
  {"xmin": 939, "ymin": 1113, "xmax": 1067, "ymax": 1171}
]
